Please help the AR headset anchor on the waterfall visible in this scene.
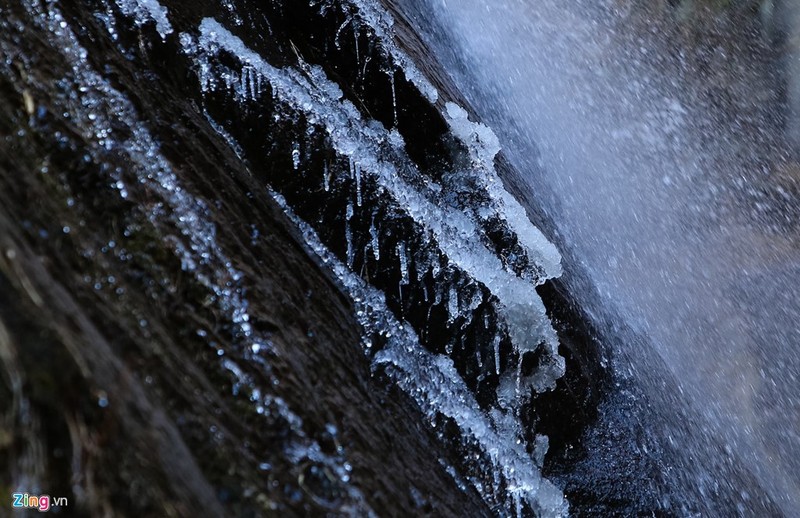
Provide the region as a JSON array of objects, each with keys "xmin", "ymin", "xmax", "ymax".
[{"xmin": 395, "ymin": 0, "xmax": 800, "ymax": 514}]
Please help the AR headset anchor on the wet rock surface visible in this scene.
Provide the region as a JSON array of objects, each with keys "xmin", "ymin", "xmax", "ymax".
[{"xmin": 0, "ymin": 1, "xmax": 497, "ymax": 515}]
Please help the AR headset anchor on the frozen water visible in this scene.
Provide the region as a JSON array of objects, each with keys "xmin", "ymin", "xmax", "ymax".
[
  {"xmin": 115, "ymin": 0, "xmax": 173, "ymax": 39},
  {"xmin": 444, "ymin": 102, "xmax": 561, "ymax": 281},
  {"xmin": 274, "ymin": 192, "xmax": 567, "ymax": 516},
  {"xmin": 188, "ymin": 18, "xmax": 564, "ymax": 391},
  {"xmin": 347, "ymin": 0, "xmax": 439, "ymax": 103}
]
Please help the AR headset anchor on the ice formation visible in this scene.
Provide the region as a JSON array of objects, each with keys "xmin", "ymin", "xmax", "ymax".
[
  {"xmin": 274, "ymin": 192, "xmax": 568, "ymax": 515},
  {"xmin": 187, "ymin": 19, "xmax": 563, "ymax": 385},
  {"xmin": 116, "ymin": 0, "xmax": 173, "ymax": 39},
  {"xmin": 180, "ymin": 11, "xmax": 567, "ymax": 514},
  {"xmin": 59, "ymin": 0, "xmax": 571, "ymax": 514}
]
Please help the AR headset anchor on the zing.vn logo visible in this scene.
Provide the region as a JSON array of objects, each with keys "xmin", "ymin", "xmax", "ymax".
[{"xmin": 12, "ymin": 493, "xmax": 68, "ymax": 512}]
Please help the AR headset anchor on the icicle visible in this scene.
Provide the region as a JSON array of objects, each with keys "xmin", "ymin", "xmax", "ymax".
[
  {"xmin": 246, "ymin": 66, "xmax": 253, "ymax": 99},
  {"xmin": 493, "ymin": 335, "xmax": 501, "ymax": 376},
  {"xmin": 254, "ymin": 72, "xmax": 262, "ymax": 97},
  {"xmin": 448, "ymin": 285, "xmax": 458, "ymax": 324},
  {"xmin": 222, "ymin": 69, "xmax": 233, "ymax": 92},
  {"xmin": 354, "ymin": 25, "xmax": 360, "ymax": 69},
  {"xmin": 369, "ymin": 217, "xmax": 380, "ymax": 261},
  {"xmin": 397, "ymin": 241, "xmax": 409, "ymax": 285},
  {"xmin": 389, "ymin": 69, "xmax": 398, "ymax": 127},
  {"xmin": 334, "ymin": 16, "xmax": 352, "ymax": 50},
  {"xmin": 291, "ymin": 142, "xmax": 300, "ymax": 170},
  {"xmin": 199, "ymin": 60, "xmax": 212, "ymax": 93},
  {"xmin": 413, "ymin": 249, "xmax": 427, "ymax": 282},
  {"xmin": 246, "ymin": 66, "xmax": 255, "ymax": 100},
  {"xmin": 346, "ymin": 202, "xmax": 354, "ymax": 268},
  {"xmin": 323, "ymin": 161, "xmax": 330, "ymax": 191},
  {"xmin": 239, "ymin": 66, "xmax": 248, "ymax": 100},
  {"xmin": 355, "ymin": 160, "xmax": 362, "ymax": 206}
]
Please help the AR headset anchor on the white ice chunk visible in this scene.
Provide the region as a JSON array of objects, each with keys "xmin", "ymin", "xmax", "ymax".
[
  {"xmin": 115, "ymin": 0, "xmax": 173, "ymax": 39},
  {"xmin": 444, "ymin": 102, "xmax": 562, "ymax": 280}
]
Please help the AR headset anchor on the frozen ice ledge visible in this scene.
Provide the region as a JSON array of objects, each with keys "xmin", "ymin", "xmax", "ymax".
[{"xmin": 107, "ymin": 0, "xmax": 567, "ymax": 514}]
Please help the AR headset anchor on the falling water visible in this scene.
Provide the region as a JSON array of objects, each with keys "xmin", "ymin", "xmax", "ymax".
[{"xmin": 397, "ymin": 0, "xmax": 800, "ymax": 514}]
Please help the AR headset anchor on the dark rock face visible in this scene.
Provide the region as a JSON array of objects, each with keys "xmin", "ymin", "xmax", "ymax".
[{"xmin": 0, "ymin": 1, "xmax": 501, "ymax": 515}]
